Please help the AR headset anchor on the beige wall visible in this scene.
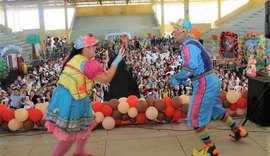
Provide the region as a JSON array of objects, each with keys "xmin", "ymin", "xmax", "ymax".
[
  {"xmin": 250, "ymin": 0, "xmax": 267, "ymax": 7},
  {"xmin": 75, "ymin": 6, "xmax": 102, "ymax": 16},
  {"xmin": 165, "ymin": 23, "xmax": 211, "ymax": 34},
  {"xmin": 75, "ymin": 4, "xmax": 153, "ymax": 16}
]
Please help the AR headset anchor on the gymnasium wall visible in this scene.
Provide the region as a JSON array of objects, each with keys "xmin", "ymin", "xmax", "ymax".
[{"xmin": 75, "ymin": 4, "xmax": 153, "ymax": 16}]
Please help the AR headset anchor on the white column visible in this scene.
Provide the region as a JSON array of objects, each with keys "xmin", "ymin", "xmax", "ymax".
[
  {"xmin": 38, "ymin": 0, "xmax": 45, "ymax": 39},
  {"xmin": 184, "ymin": 0, "xmax": 190, "ymax": 20},
  {"xmin": 160, "ymin": 0, "xmax": 165, "ymax": 37},
  {"xmin": 217, "ymin": 0, "xmax": 221, "ymax": 19},
  {"xmin": 64, "ymin": 1, "xmax": 69, "ymax": 42},
  {"xmin": 3, "ymin": 1, "xmax": 8, "ymax": 28}
]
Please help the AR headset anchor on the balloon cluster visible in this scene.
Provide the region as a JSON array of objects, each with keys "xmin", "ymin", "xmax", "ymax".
[
  {"xmin": 0, "ymin": 103, "xmax": 48, "ymax": 131},
  {"xmin": 93, "ymin": 95, "xmax": 190, "ymax": 130},
  {"xmin": 0, "ymin": 92, "xmax": 247, "ymax": 132},
  {"xmin": 220, "ymin": 90, "xmax": 248, "ymax": 116}
]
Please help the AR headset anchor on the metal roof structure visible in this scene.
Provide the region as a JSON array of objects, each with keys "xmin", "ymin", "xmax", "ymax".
[{"xmin": 0, "ymin": 0, "xmax": 220, "ymax": 7}]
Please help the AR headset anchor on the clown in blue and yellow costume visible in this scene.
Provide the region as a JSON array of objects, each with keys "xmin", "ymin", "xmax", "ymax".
[
  {"xmin": 170, "ymin": 19, "xmax": 248, "ymax": 156},
  {"xmin": 45, "ymin": 35, "xmax": 125, "ymax": 156}
]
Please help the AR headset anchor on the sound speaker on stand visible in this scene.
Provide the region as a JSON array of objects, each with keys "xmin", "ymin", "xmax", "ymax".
[
  {"xmin": 245, "ymin": 77, "xmax": 270, "ymax": 127},
  {"xmin": 265, "ymin": 0, "xmax": 270, "ymax": 38}
]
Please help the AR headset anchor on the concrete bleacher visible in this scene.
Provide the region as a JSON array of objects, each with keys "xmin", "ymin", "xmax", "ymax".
[
  {"xmin": 200, "ymin": 6, "xmax": 265, "ymax": 56},
  {"xmin": 0, "ymin": 31, "xmax": 32, "ymax": 60},
  {"xmin": 70, "ymin": 14, "xmax": 160, "ymax": 42}
]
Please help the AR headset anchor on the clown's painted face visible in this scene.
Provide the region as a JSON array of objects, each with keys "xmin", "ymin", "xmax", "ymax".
[{"xmin": 172, "ymin": 28, "xmax": 188, "ymax": 44}]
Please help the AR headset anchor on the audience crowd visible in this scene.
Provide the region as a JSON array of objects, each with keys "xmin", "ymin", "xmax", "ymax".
[{"xmin": 0, "ymin": 35, "xmax": 249, "ymax": 110}]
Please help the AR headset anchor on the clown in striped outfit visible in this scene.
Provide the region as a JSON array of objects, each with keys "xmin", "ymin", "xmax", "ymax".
[{"xmin": 170, "ymin": 19, "xmax": 248, "ymax": 156}]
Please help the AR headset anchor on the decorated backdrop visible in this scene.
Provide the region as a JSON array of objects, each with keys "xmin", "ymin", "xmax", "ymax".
[
  {"xmin": 219, "ymin": 31, "xmax": 238, "ymax": 58},
  {"xmin": 239, "ymin": 33, "xmax": 266, "ymax": 71}
]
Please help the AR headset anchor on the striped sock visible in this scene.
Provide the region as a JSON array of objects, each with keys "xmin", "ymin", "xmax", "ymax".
[
  {"xmin": 220, "ymin": 112, "xmax": 238, "ymax": 131},
  {"xmin": 194, "ymin": 126, "xmax": 214, "ymax": 147}
]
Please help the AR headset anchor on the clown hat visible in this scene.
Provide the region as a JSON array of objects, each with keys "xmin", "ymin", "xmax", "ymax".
[
  {"xmin": 74, "ymin": 35, "xmax": 99, "ymax": 50},
  {"xmin": 170, "ymin": 19, "xmax": 192, "ymax": 32}
]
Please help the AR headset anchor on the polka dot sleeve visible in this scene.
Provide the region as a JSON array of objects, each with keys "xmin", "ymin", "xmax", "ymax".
[{"xmin": 83, "ymin": 59, "xmax": 104, "ymax": 80}]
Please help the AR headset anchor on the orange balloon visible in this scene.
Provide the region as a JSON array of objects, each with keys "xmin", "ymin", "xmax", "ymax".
[{"xmin": 192, "ymin": 28, "xmax": 201, "ymax": 39}]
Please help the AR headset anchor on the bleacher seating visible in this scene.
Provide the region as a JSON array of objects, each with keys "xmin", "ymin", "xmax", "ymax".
[
  {"xmin": 70, "ymin": 14, "xmax": 160, "ymax": 42},
  {"xmin": 0, "ymin": 31, "xmax": 32, "ymax": 60},
  {"xmin": 200, "ymin": 6, "xmax": 265, "ymax": 56}
]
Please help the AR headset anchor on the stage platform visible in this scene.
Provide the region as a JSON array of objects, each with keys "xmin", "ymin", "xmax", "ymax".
[{"xmin": 0, "ymin": 118, "xmax": 269, "ymax": 156}]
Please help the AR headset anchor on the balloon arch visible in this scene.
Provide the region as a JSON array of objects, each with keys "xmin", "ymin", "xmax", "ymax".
[
  {"xmin": 0, "ymin": 90, "xmax": 248, "ymax": 131},
  {"xmin": 0, "ymin": 44, "xmax": 22, "ymax": 59}
]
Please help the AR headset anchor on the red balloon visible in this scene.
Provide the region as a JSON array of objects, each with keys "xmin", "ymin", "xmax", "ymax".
[
  {"xmin": 163, "ymin": 97, "xmax": 172, "ymax": 107},
  {"xmin": 230, "ymin": 103, "xmax": 237, "ymax": 111},
  {"xmin": 180, "ymin": 113, "xmax": 187, "ymax": 118},
  {"xmin": 115, "ymin": 119, "xmax": 122, "ymax": 126},
  {"xmin": 0, "ymin": 104, "xmax": 8, "ymax": 116},
  {"xmin": 172, "ymin": 110, "xmax": 182, "ymax": 122},
  {"xmin": 28, "ymin": 109, "xmax": 43, "ymax": 122},
  {"xmin": 92, "ymin": 101, "xmax": 103, "ymax": 112},
  {"xmin": 2, "ymin": 109, "xmax": 15, "ymax": 122},
  {"xmin": 164, "ymin": 106, "xmax": 175, "ymax": 117},
  {"xmin": 127, "ymin": 95, "xmax": 138, "ymax": 107},
  {"xmin": 236, "ymin": 98, "xmax": 247, "ymax": 109},
  {"xmin": 136, "ymin": 113, "xmax": 147, "ymax": 124},
  {"xmin": 102, "ymin": 105, "xmax": 113, "ymax": 117},
  {"xmin": 121, "ymin": 120, "xmax": 131, "ymax": 125}
]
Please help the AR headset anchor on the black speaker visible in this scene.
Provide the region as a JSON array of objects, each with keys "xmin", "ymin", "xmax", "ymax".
[
  {"xmin": 247, "ymin": 76, "xmax": 270, "ymax": 126},
  {"xmin": 265, "ymin": 1, "xmax": 270, "ymax": 38}
]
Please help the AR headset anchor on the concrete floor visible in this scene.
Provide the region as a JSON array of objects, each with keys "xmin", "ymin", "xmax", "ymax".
[{"xmin": 0, "ymin": 118, "xmax": 269, "ymax": 156}]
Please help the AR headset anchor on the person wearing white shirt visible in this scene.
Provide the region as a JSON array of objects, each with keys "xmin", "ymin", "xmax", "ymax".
[{"xmin": 21, "ymin": 96, "xmax": 34, "ymax": 109}]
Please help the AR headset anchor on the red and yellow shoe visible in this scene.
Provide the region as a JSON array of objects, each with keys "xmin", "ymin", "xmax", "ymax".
[
  {"xmin": 229, "ymin": 127, "xmax": 248, "ymax": 142},
  {"xmin": 192, "ymin": 144, "xmax": 218, "ymax": 156}
]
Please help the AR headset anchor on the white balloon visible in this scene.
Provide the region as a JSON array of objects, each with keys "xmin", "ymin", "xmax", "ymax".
[
  {"xmin": 15, "ymin": 108, "xmax": 29, "ymax": 122},
  {"xmin": 145, "ymin": 106, "xmax": 158, "ymax": 120},
  {"xmin": 95, "ymin": 112, "xmax": 104, "ymax": 123},
  {"xmin": 102, "ymin": 116, "xmax": 115, "ymax": 130},
  {"xmin": 180, "ymin": 95, "xmax": 190, "ymax": 104},
  {"xmin": 118, "ymin": 97, "xmax": 130, "ymax": 114},
  {"xmin": 128, "ymin": 107, "xmax": 138, "ymax": 118},
  {"xmin": 226, "ymin": 90, "xmax": 240, "ymax": 104},
  {"xmin": 8, "ymin": 119, "xmax": 21, "ymax": 131}
]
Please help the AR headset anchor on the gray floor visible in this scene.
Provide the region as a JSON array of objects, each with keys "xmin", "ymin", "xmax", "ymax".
[{"xmin": 0, "ymin": 118, "xmax": 269, "ymax": 156}]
